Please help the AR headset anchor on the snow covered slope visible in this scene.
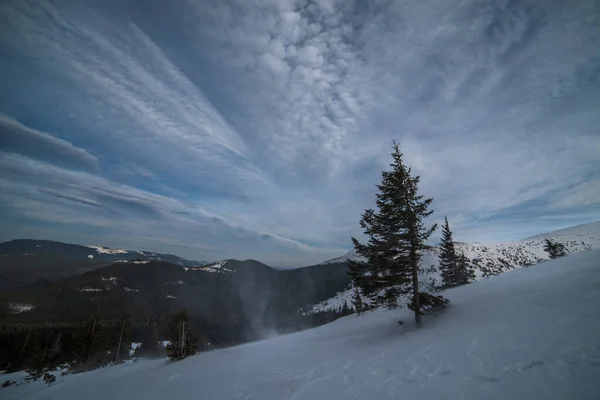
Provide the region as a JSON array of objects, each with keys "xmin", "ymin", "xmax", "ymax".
[
  {"xmin": 4, "ymin": 250, "xmax": 600, "ymax": 400},
  {"xmin": 311, "ymin": 221, "xmax": 600, "ymax": 313}
]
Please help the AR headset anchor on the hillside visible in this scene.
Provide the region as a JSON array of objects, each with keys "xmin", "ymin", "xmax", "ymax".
[
  {"xmin": 310, "ymin": 220, "xmax": 600, "ymax": 313},
  {"xmin": 0, "ymin": 257, "xmax": 351, "ymax": 358},
  {"xmin": 0, "ymin": 240, "xmax": 206, "ymax": 290},
  {"xmin": 3, "ymin": 248, "xmax": 599, "ymax": 400}
]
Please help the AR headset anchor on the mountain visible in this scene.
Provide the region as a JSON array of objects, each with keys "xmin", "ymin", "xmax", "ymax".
[
  {"xmin": 319, "ymin": 248, "xmax": 365, "ymax": 265},
  {"xmin": 309, "ymin": 220, "xmax": 600, "ymax": 313},
  {"xmin": 4, "ymin": 248, "xmax": 599, "ymax": 400},
  {"xmin": 0, "ymin": 239, "xmax": 206, "ymax": 290},
  {"xmin": 0, "ymin": 255, "xmax": 351, "ymax": 355}
]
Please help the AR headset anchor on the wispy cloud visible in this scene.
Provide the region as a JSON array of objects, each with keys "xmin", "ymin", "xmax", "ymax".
[
  {"xmin": 0, "ymin": 115, "xmax": 98, "ymax": 172},
  {"xmin": 0, "ymin": 0, "xmax": 598, "ymax": 265}
]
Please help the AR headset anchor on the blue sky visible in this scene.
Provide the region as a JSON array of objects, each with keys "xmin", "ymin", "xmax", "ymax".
[{"xmin": 1, "ymin": 0, "xmax": 599, "ymax": 267}]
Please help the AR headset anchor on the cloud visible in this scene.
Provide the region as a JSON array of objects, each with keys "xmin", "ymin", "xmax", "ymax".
[
  {"xmin": 0, "ymin": 115, "xmax": 98, "ymax": 172},
  {"xmin": 38, "ymin": 189, "xmax": 104, "ymax": 210},
  {"xmin": 0, "ymin": 153, "xmax": 337, "ymax": 266},
  {"xmin": 0, "ymin": 0, "xmax": 599, "ymax": 265}
]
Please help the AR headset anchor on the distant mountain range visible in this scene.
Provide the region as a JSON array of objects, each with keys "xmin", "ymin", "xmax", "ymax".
[
  {"xmin": 0, "ymin": 242, "xmax": 352, "ymax": 347},
  {"xmin": 0, "ymin": 239, "xmax": 206, "ymax": 290},
  {"xmin": 1, "ymin": 221, "xmax": 598, "ymax": 348}
]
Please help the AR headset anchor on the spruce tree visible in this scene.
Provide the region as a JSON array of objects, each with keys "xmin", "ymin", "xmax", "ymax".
[
  {"xmin": 165, "ymin": 309, "xmax": 197, "ymax": 361},
  {"xmin": 455, "ymin": 251, "xmax": 475, "ymax": 285},
  {"xmin": 438, "ymin": 216, "xmax": 457, "ymax": 289},
  {"xmin": 348, "ymin": 142, "xmax": 437, "ymax": 329}
]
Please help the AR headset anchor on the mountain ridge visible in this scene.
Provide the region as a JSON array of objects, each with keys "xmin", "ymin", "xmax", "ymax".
[{"xmin": 309, "ymin": 220, "xmax": 600, "ymax": 313}]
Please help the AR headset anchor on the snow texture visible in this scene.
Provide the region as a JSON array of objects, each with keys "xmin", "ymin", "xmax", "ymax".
[
  {"xmin": 3, "ymin": 249, "xmax": 599, "ymax": 400},
  {"xmin": 320, "ymin": 248, "xmax": 367, "ymax": 265},
  {"xmin": 86, "ymin": 245, "xmax": 129, "ymax": 255},
  {"xmin": 8, "ymin": 303, "xmax": 34, "ymax": 313},
  {"xmin": 193, "ymin": 260, "xmax": 234, "ymax": 273}
]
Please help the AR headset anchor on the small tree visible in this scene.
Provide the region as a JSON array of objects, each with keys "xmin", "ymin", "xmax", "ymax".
[
  {"xmin": 438, "ymin": 216, "xmax": 457, "ymax": 289},
  {"xmin": 455, "ymin": 251, "xmax": 476, "ymax": 285},
  {"xmin": 351, "ymin": 287, "xmax": 364, "ymax": 315},
  {"xmin": 543, "ymin": 239, "xmax": 568, "ymax": 259},
  {"xmin": 165, "ymin": 310, "xmax": 197, "ymax": 361},
  {"xmin": 113, "ymin": 315, "xmax": 131, "ymax": 363},
  {"xmin": 348, "ymin": 142, "xmax": 438, "ymax": 329}
]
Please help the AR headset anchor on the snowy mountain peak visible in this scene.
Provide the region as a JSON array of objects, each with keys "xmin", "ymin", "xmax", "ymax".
[
  {"xmin": 86, "ymin": 245, "xmax": 129, "ymax": 255},
  {"xmin": 320, "ymin": 249, "xmax": 366, "ymax": 265}
]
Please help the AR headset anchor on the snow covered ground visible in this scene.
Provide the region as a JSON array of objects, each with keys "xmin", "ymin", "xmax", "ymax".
[{"xmin": 3, "ymin": 249, "xmax": 599, "ymax": 400}]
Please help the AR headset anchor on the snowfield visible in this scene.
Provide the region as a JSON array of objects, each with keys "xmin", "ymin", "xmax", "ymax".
[{"xmin": 3, "ymin": 249, "xmax": 600, "ymax": 400}]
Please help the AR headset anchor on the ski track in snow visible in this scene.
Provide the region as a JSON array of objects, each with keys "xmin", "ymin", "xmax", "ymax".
[{"xmin": 3, "ymin": 250, "xmax": 600, "ymax": 400}]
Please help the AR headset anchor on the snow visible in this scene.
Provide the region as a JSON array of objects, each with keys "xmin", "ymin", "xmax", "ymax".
[
  {"xmin": 86, "ymin": 245, "xmax": 129, "ymax": 255},
  {"xmin": 9, "ymin": 303, "xmax": 34, "ymax": 313},
  {"xmin": 5, "ymin": 250, "xmax": 599, "ymax": 400},
  {"xmin": 130, "ymin": 343, "xmax": 142, "ymax": 357},
  {"xmin": 78, "ymin": 287, "xmax": 103, "ymax": 292},
  {"xmin": 87, "ymin": 254, "xmax": 94, "ymax": 259},
  {"xmin": 320, "ymin": 248, "xmax": 366, "ymax": 265},
  {"xmin": 123, "ymin": 287, "xmax": 138, "ymax": 292},
  {"xmin": 184, "ymin": 260, "xmax": 234, "ymax": 273}
]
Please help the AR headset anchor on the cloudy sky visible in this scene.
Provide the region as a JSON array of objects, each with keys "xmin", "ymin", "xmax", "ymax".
[{"xmin": 1, "ymin": 0, "xmax": 599, "ymax": 266}]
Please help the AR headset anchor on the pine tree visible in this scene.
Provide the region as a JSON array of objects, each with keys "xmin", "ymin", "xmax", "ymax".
[
  {"xmin": 455, "ymin": 251, "xmax": 476, "ymax": 285},
  {"xmin": 543, "ymin": 239, "xmax": 568, "ymax": 259},
  {"xmin": 438, "ymin": 216, "xmax": 457, "ymax": 289},
  {"xmin": 348, "ymin": 142, "xmax": 437, "ymax": 329},
  {"xmin": 165, "ymin": 309, "xmax": 197, "ymax": 361}
]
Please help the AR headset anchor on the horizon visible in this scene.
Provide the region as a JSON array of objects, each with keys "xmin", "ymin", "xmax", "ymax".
[
  {"xmin": 4, "ymin": 219, "xmax": 598, "ymax": 268},
  {"xmin": 1, "ymin": 0, "xmax": 599, "ymax": 267}
]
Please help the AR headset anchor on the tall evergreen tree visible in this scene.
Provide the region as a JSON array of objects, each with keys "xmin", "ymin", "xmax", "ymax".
[
  {"xmin": 438, "ymin": 216, "xmax": 457, "ymax": 289},
  {"xmin": 165, "ymin": 309, "xmax": 197, "ymax": 361},
  {"xmin": 348, "ymin": 142, "xmax": 437, "ymax": 329}
]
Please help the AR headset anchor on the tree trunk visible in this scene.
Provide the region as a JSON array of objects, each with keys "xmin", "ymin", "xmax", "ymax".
[
  {"xmin": 411, "ymin": 247, "xmax": 421, "ymax": 329},
  {"xmin": 179, "ymin": 317, "xmax": 184, "ymax": 359},
  {"xmin": 116, "ymin": 319, "xmax": 125, "ymax": 362},
  {"xmin": 181, "ymin": 320, "xmax": 186, "ymax": 358},
  {"xmin": 21, "ymin": 328, "xmax": 31, "ymax": 354}
]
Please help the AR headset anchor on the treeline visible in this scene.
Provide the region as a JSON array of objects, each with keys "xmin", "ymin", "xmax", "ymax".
[{"xmin": 0, "ymin": 304, "xmax": 351, "ymax": 375}]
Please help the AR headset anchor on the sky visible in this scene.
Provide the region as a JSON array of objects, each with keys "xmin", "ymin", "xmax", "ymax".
[{"xmin": 0, "ymin": 0, "xmax": 599, "ymax": 267}]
